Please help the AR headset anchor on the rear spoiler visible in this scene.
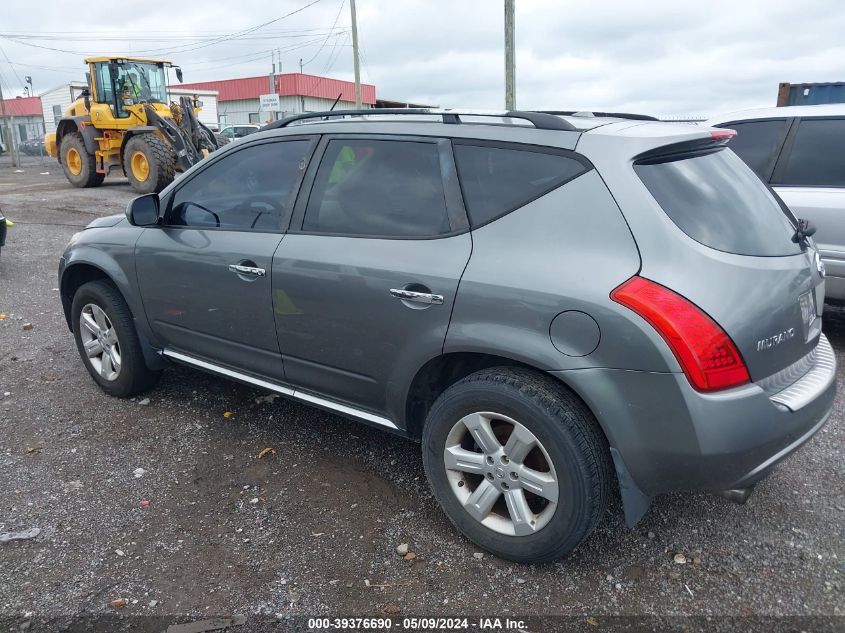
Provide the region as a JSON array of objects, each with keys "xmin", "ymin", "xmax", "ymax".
[{"xmin": 633, "ymin": 128, "xmax": 736, "ymax": 164}]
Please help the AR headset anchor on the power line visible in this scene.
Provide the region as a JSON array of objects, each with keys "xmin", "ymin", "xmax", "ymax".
[
  {"xmin": 0, "ymin": 59, "xmax": 79, "ymax": 73},
  {"xmin": 191, "ymin": 33, "xmax": 348, "ymax": 74},
  {"xmin": 0, "ymin": 0, "xmax": 326, "ymax": 57},
  {"xmin": 1, "ymin": 26, "xmax": 345, "ymax": 37},
  {"xmin": 301, "ymin": 0, "xmax": 345, "ymax": 68},
  {"xmin": 0, "ymin": 43, "xmax": 26, "ymax": 88},
  {"xmin": 358, "ymin": 46, "xmax": 374, "ymax": 84},
  {"xmin": 129, "ymin": 0, "xmax": 326, "ymax": 56},
  {"xmin": 0, "ymin": 29, "xmax": 345, "ymax": 42},
  {"xmin": 321, "ymin": 31, "xmax": 349, "ymax": 75}
]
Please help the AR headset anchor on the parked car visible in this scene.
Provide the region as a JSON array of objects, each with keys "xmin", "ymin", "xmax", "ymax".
[
  {"xmin": 218, "ymin": 124, "xmax": 260, "ymax": 140},
  {"xmin": 705, "ymin": 104, "xmax": 845, "ymax": 302},
  {"xmin": 19, "ymin": 137, "xmax": 45, "ymax": 156},
  {"xmin": 59, "ymin": 109, "xmax": 835, "ymax": 563},
  {"xmin": 0, "ymin": 207, "xmax": 8, "ymax": 256}
]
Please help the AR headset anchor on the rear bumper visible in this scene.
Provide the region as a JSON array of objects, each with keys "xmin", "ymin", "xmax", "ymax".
[
  {"xmin": 727, "ymin": 406, "xmax": 830, "ymax": 490},
  {"xmin": 552, "ymin": 334, "xmax": 836, "ymax": 496}
]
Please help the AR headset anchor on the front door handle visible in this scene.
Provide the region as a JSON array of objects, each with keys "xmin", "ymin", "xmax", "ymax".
[
  {"xmin": 389, "ymin": 288, "xmax": 444, "ymax": 305},
  {"xmin": 228, "ymin": 264, "xmax": 266, "ymax": 277}
]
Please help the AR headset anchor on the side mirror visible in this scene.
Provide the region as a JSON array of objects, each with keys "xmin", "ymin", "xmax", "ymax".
[
  {"xmin": 126, "ymin": 194, "xmax": 160, "ymax": 226},
  {"xmin": 80, "ymin": 88, "xmax": 91, "ymax": 111},
  {"xmin": 175, "ymin": 67, "xmax": 183, "ymax": 83},
  {"xmin": 108, "ymin": 62, "xmax": 119, "ymax": 82}
]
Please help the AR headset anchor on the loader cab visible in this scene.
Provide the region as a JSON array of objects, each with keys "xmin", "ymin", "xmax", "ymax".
[{"xmin": 88, "ymin": 59, "xmax": 169, "ymax": 119}]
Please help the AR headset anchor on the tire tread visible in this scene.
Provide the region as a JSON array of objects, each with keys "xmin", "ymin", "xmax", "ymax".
[
  {"xmin": 72, "ymin": 280, "xmax": 160, "ymax": 397},
  {"xmin": 423, "ymin": 366, "xmax": 613, "ymax": 563},
  {"xmin": 124, "ymin": 133, "xmax": 175, "ymax": 194}
]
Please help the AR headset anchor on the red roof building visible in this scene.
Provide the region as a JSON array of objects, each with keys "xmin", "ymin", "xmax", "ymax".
[
  {"xmin": 180, "ymin": 73, "xmax": 376, "ymax": 126},
  {"xmin": 0, "ymin": 96, "xmax": 43, "ymax": 117},
  {"xmin": 0, "ymin": 96, "xmax": 45, "ymax": 148}
]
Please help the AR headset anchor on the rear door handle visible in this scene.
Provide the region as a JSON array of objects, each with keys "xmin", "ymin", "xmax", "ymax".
[
  {"xmin": 228, "ymin": 264, "xmax": 266, "ymax": 277},
  {"xmin": 389, "ymin": 288, "xmax": 444, "ymax": 305}
]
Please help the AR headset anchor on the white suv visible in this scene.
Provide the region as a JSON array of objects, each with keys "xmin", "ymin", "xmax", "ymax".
[{"xmin": 706, "ymin": 104, "xmax": 845, "ymax": 302}]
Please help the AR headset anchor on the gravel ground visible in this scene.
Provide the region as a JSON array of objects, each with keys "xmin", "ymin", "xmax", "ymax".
[{"xmin": 0, "ymin": 165, "xmax": 843, "ymax": 632}]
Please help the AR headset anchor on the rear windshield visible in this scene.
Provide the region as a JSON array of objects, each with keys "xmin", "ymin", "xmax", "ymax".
[{"xmin": 634, "ymin": 147, "xmax": 801, "ymax": 256}]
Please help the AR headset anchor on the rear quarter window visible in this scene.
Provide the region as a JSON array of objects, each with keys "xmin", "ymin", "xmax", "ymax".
[
  {"xmin": 775, "ymin": 118, "xmax": 845, "ymax": 187},
  {"xmin": 635, "ymin": 147, "xmax": 801, "ymax": 256},
  {"xmin": 453, "ymin": 142, "xmax": 589, "ymax": 227}
]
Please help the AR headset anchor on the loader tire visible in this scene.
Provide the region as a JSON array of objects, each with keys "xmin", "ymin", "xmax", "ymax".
[
  {"xmin": 123, "ymin": 134, "xmax": 175, "ymax": 194},
  {"xmin": 60, "ymin": 132, "xmax": 104, "ymax": 188}
]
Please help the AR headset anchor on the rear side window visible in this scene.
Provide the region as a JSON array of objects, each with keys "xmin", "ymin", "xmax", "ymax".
[
  {"xmin": 776, "ymin": 118, "xmax": 845, "ymax": 186},
  {"xmin": 720, "ymin": 120, "xmax": 787, "ymax": 178},
  {"xmin": 453, "ymin": 143, "xmax": 588, "ymax": 227},
  {"xmin": 303, "ymin": 139, "xmax": 451, "ymax": 237},
  {"xmin": 635, "ymin": 147, "xmax": 801, "ymax": 256}
]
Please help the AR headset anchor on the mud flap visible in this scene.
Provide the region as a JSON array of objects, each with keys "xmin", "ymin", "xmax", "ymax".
[{"xmin": 610, "ymin": 447, "xmax": 652, "ymax": 527}]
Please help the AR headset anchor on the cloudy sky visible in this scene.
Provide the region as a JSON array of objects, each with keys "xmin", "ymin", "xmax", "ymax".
[{"xmin": 1, "ymin": 0, "xmax": 843, "ymax": 117}]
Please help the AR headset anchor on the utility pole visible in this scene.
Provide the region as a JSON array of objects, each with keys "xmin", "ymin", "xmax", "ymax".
[
  {"xmin": 350, "ymin": 0, "xmax": 362, "ymax": 109},
  {"xmin": 504, "ymin": 0, "xmax": 515, "ymax": 111},
  {"xmin": 268, "ymin": 64, "xmax": 277, "ymax": 122}
]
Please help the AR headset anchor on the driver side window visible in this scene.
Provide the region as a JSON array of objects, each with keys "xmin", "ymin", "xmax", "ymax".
[{"xmin": 168, "ymin": 140, "xmax": 311, "ymax": 231}]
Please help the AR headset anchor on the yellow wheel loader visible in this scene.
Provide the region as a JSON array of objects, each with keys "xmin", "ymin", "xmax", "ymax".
[{"xmin": 44, "ymin": 57, "xmax": 219, "ymax": 194}]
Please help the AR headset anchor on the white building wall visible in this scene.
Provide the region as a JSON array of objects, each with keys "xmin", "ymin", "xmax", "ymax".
[
  {"xmin": 40, "ymin": 82, "xmax": 87, "ymax": 133},
  {"xmin": 0, "ymin": 115, "xmax": 44, "ymax": 149},
  {"xmin": 169, "ymin": 88, "xmax": 219, "ymax": 128},
  {"xmin": 218, "ymin": 96, "xmax": 369, "ymax": 125},
  {"xmin": 217, "ymin": 99, "xmax": 258, "ymax": 126}
]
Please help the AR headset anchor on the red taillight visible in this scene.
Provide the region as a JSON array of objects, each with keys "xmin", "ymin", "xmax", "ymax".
[
  {"xmin": 710, "ymin": 128, "xmax": 737, "ymax": 142},
  {"xmin": 611, "ymin": 276, "xmax": 750, "ymax": 392}
]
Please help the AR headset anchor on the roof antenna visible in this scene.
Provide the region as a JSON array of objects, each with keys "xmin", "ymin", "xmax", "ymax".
[{"xmin": 329, "ymin": 93, "xmax": 343, "ymax": 111}]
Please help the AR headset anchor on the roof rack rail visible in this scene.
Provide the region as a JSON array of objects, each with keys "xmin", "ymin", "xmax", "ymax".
[
  {"xmin": 536, "ymin": 110, "xmax": 659, "ymax": 122},
  {"xmin": 262, "ymin": 108, "xmax": 578, "ymax": 132}
]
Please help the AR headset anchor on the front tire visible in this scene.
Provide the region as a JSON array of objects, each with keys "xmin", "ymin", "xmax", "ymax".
[
  {"xmin": 60, "ymin": 132, "xmax": 104, "ymax": 188},
  {"xmin": 422, "ymin": 367, "xmax": 612, "ymax": 563},
  {"xmin": 123, "ymin": 133, "xmax": 175, "ymax": 194},
  {"xmin": 71, "ymin": 280, "xmax": 160, "ymax": 398}
]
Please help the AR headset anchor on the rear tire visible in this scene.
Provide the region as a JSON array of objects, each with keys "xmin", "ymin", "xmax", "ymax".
[
  {"xmin": 422, "ymin": 367, "xmax": 612, "ymax": 563},
  {"xmin": 123, "ymin": 133, "xmax": 175, "ymax": 194},
  {"xmin": 71, "ymin": 280, "xmax": 160, "ymax": 398},
  {"xmin": 60, "ymin": 132, "xmax": 104, "ymax": 188}
]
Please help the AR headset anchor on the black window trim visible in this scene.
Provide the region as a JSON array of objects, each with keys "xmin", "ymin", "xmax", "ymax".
[
  {"xmin": 450, "ymin": 138, "xmax": 594, "ymax": 230},
  {"xmin": 770, "ymin": 115, "xmax": 845, "ymax": 188},
  {"xmin": 161, "ymin": 134, "xmax": 319, "ymax": 234},
  {"xmin": 714, "ymin": 117, "xmax": 793, "ymax": 182},
  {"xmin": 288, "ymin": 133, "xmax": 471, "ymax": 241}
]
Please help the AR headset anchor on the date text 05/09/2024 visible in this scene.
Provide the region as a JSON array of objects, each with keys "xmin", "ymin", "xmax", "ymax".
[{"xmin": 307, "ymin": 617, "xmax": 527, "ymax": 631}]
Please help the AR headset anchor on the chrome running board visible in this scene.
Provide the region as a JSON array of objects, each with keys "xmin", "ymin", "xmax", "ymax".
[{"xmin": 162, "ymin": 349, "xmax": 399, "ymax": 430}]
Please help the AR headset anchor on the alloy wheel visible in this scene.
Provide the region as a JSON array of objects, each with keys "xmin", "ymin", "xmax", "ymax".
[
  {"xmin": 443, "ymin": 412, "xmax": 559, "ymax": 536},
  {"xmin": 79, "ymin": 303, "xmax": 122, "ymax": 381}
]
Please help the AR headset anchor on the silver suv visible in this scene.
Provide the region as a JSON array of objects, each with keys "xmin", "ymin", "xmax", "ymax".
[
  {"xmin": 59, "ymin": 109, "xmax": 836, "ymax": 563},
  {"xmin": 706, "ymin": 104, "xmax": 845, "ymax": 301}
]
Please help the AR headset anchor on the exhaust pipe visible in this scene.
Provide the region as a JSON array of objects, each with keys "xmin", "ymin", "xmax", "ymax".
[{"xmin": 718, "ymin": 487, "xmax": 755, "ymax": 504}]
